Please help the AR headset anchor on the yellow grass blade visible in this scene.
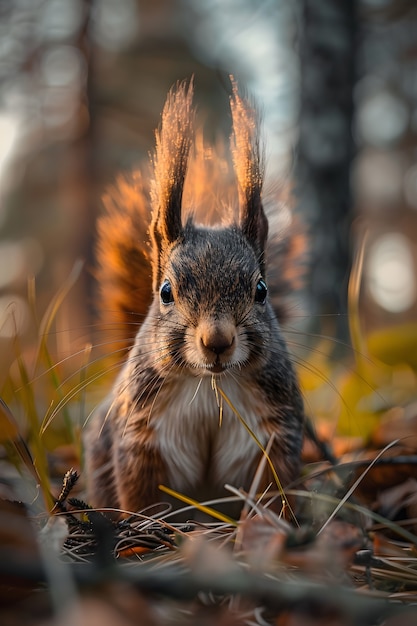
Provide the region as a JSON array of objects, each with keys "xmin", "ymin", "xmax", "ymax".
[
  {"xmin": 0, "ymin": 397, "xmax": 54, "ymax": 510},
  {"xmin": 348, "ymin": 227, "xmax": 368, "ymax": 371},
  {"xmin": 217, "ymin": 386, "xmax": 298, "ymax": 525},
  {"xmin": 37, "ymin": 259, "xmax": 84, "ymax": 341},
  {"xmin": 158, "ymin": 484, "xmax": 237, "ymax": 525}
]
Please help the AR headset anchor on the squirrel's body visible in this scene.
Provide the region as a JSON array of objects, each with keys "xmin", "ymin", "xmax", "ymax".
[{"xmin": 85, "ymin": 81, "xmax": 305, "ymax": 517}]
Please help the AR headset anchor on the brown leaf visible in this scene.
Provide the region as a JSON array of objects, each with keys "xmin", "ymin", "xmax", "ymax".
[
  {"xmin": 238, "ymin": 515, "xmax": 289, "ymax": 569},
  {"xmin": 284, "ymin": 521, "xmax": 363, "ymax": 576}
]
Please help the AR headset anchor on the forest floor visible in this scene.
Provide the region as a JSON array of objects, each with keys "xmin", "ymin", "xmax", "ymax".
[{"xmin": 1, "ymin": 293, "xmax": 417, "ymax": 625}]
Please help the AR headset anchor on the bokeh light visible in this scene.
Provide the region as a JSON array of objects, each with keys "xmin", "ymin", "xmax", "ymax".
[
  {"xmin": 366, "ymin": 233, "xmax": 416, "ymax": 313},
  {"xmin": 0, "ymin": 113, "xmax": 19, "ymax": 182},
  {"xmin": 91, "ymin": 0, "xmax": 139, "ymax": 51}
]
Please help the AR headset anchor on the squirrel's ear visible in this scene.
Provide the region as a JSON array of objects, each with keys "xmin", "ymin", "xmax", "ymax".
[
  {"xmin": 230, "ymin": 80, "xmax": 268, "ymax": 274},
  {"xmin": 150, "ymin": 80, "xmax": 194, "ymax": 285}
]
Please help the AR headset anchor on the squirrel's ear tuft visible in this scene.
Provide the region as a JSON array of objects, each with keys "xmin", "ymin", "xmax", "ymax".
[
  {"xmin": 230, "ymin": 79, "xmax": 268, "ymax": 273},
  {"xmin": 150, "ymin": 79, "xmax": 194, "ymax": 286}
]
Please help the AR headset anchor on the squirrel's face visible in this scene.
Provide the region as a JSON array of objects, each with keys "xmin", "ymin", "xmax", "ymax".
[{"xmin": 155, "ymin": 225, "xmax": 272, "ymax": 377}]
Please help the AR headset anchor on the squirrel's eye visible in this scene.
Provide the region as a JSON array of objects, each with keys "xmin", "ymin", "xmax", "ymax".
[
  {"xmin": 160, "ymin": 280, "xmax": 174, "ymax": 305},
  {"xmin": 255, "ymin": 279, "xmax": 267, "ymax": 304}
]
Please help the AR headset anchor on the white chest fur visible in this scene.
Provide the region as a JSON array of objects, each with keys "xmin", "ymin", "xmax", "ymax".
[{"xmin": 152, "ymin": 374, "xmax": 268, "ymax": 494}]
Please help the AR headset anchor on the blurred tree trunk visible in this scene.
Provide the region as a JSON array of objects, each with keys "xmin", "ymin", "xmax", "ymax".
[
  {"xmin": 296, "ymin": 0, "xmax": 357, "ymax": 340},
  {"xmin": 55, "ymin": 0, "xmax": 97, "ymax": 356}
]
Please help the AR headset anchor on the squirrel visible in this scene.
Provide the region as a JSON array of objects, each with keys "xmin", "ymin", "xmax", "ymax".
[{"xmin": 84, "ymin": 79, "xmax": 306, "ymax": 518}]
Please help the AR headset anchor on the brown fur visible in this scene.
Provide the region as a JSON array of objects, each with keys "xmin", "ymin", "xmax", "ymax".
[
  {"xmin": 95, "ymin": 171, "xmax": 152, "ymax": 350},
  {"xmin": 86, "ymin": 80, "xmax": 305, "ymax": 518}
]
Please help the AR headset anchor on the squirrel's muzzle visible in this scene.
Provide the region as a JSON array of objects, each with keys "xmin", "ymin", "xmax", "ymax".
[{"xmin": 198, "ymin": 319, "xmax": 236, "ymax": 364}]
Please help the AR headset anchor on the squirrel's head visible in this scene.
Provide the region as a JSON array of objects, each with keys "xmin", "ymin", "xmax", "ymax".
[
  {"xmin": 147, "ymin": 79, "xmax": 273, "ymax": 377},
  {"xmin": 158, "ymin": 223, "xmax": 270, "ymax": 375}
]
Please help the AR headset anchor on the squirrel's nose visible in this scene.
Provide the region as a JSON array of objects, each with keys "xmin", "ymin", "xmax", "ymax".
[{"xmin": 200, "ymin": 322, "xmax": 235, "ymax": 355}]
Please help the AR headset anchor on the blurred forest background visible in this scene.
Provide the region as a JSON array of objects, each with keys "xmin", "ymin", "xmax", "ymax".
[{"xmin": 0, "ymin": 0, "xmax": 416, "ymax": 420}]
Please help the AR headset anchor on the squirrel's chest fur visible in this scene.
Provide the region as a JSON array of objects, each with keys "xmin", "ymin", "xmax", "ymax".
[{"xmin": 149, "ymin": 374, "xmax": 268, "ymax": 494}]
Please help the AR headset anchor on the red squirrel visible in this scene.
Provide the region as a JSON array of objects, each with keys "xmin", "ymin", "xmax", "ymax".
[{"xmin": 84, "ymin": 80, "xmax": 305, "ymax": 517}]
